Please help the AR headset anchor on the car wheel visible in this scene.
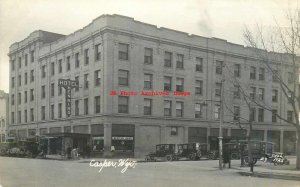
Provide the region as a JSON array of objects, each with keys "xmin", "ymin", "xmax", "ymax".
[
  {"xmin": 207, "ymin": 152, "xmax": 215, "ymax": 160},
  {"xmin": 166, "ymin": 155, "xmax": 173, "ymax": 161},
  {"xmin": 189, "ymin": 153, "xmax": 196, "ymax": 161}
]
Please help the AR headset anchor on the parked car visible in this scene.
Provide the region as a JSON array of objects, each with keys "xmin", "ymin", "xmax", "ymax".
[
  {"xmin": 145, "ymin": 144, "xmax": 176, "ymax": 161},
  {"xmin": 175, "ymin": 143, "xmax": 202, "ymax": 160}
]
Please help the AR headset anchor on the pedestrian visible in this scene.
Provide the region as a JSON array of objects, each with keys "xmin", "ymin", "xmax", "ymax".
[
  {"xmin": 67, "ymin": 146, "xmax": 72, "ymax": 160},
  {"xmin": 223, "ymin": 145, "xmax": 231, "ymax": 168},
  {"xmin": 86, "ymin": 145, "xmax": 91, "ymax": 158}
]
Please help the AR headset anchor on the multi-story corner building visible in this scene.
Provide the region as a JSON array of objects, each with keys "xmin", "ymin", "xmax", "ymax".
[
  {"xmin": 0, "ymin": 90, "xmax": 9, "ymax": 142},
  {"xmin": 8, "ymin": 14, "xmax": 298, "ymax": 157}
]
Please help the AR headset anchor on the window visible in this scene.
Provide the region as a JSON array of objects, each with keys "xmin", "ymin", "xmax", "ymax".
[
  {"xmin": 75, "ymin": 76, "xmax": 79, "ymax": 92},
  {"xmin": 25, "ymin": 54, "xmax": 28, "ymax": 66},
  {"xmin": 176, "ymin": 101, "xmax": 184, "ymax": 117},
  {"xmin": 11, "ymin": 112, "xmax": 15, "ymax": 124},
  {"xmin": 196, "ymin": 57, "xmax": 203, "ymax": 72},
  {"xmin": 214, "ymin": 105, "xmax": 220, "ymax": 120},
  {"xmin": 11, "ymin": 59, "xmax": 15, "ymax": 71},
  {"xmin": 144, "ymin": 74, "xmax": 152, "ymax": 89},
  {"xmin": 75, "ymin": 100, "xmax": 79, "ymax": 116},
  {"xmin": 164, "ymin": 51, "xmax": 172, "ymax": 67},
  {"xmin": 24, "ymin": 91, "xmax": 27, "ymax": 103},
  {"xmin": 164, "ymin": 76, "xmax": 172, "ymax": 91},
  {"xmin": 259, "ymin": 68, "xmax": 265, "ymax": 80},
  {"xmin": 250, "ymin": 87, "xmax": 256, "ymax": 100},
  {"xmin": 233, "ymin": 85, "xmax": 240, "ymax": 99},
  {"xmin": 84, "ymin": 98, "xmax": 89, "ymax": 115},
  {"xmin": 94, "ymin": 70, "xmax": 101, "ymax": 86},
  {"xmin": 42, "ymin": 65, "xmax": 46, "ymax": 78},
  {"xmin": 176, "ymin": 54, "xmax": 184, "ymax": 69},
  {"xmin": 249, "ymin": 108, "xmax": 256, "ymax": 122},
  {"xmin": 84, "ymin": 49, "xmax": 89, "ymax": 65},
  {"xmin": 58, "ymin": 86, "xmax": 62, "ymax": 96},
  {"xmin": 287, "ymin": 111, "xmax": 293, "ymax": 122},
  {"xmin": 51, "ymin": 83, "xmax": 54, "ymax": 97},
  {"xmin": 58, "ymin": 103, "xmax": 62, "ymax": 118},
  {"xmin": 164, "ymin": 100, "xmax": 172, "ymax": 116},
  {"xmin": 24, "ymin": 110, "xmax": 27, "ymax": 123},
  {"xmin": 11, "ymin": 77, "xmax": 15, "ymax": 88},
  {"xmin": 233, "ymin": 106, "xmax": 240, "ymax": 121},
  {"xmin": 41, "ymin": 85, "xmax": 46, "ymax": 99},
  {"xmin": 118, "ymin": 70, "xmax": 129, "ymax": 86},
  {"xmin": 119, "ymin": 43, "xmax": 129, "ymax": 60},
  {"xmin": 30, "ymin": 70, "xmax": 34, "ymax": 82},
  {"xmin": 75, "ymin": 53, "xmax": 80, "ymax": 68},
  {"xmin": 195, "ymin": 80, "xmax": 203, "ymax": 95},
  {"xmin": 171, "ymin": 127, "xmax": 178, "ymax": 136},
  {"xmin": 41, "ymin": 106, "xmax": 45, "ymax": 120},
  {"xmin": 95, "ymin": 44, "xmax": 101, "ymax": 61},
  {"xmin": 215, "ymin": 83, "xmax": 221, "ymax": 97},
  {"xmin": 144, "ymin": 98, "xmax": 152, "ymax": 115},
  {"xmin": 18, "ymin": 111, "xmax": 21, "ymax": 123},
  {"xmin": 51, "ymin": 105, "xmax": 54, "ymax": 120},
  {"xmin": 24, "ymin": 73, "xmax": 27, "ymax": 85},
  {"xmin": 30, "ymin": 108, "xmax": 34, "ymax": 121},
  {"xmin": 258, "ymin": 88, "xmax": 264, "ymax": 101},
  {"xmin": 195, "ymin": 103, "xmax": 202, "ymax": 118},
  {"xmin": 118, "ymin": 96, "xmax": 129, "ymax": 113},
  {"xmin": 58, "ymin": 59, "xmax": 62, "ymax": 73},
  {"xmin": 30, "ymin": 50, "xmax": 34, "ymax": 62},
  {"xmin": 288, "ymin": 72, "xmax": 294, "ymax": 83},
  {"xmin": 272, "ymin": 89, "xmax": 278, "ymax": 102},
  {"xmin": 176, "ymin": 78, "xmax": 184, "ymax": 92},
  {"xmin": 95, "ymin": 96, "xmax": 100, "ymax": 114},
  {"xmin": 258, "ymin": 108, "xmax": 264, "ymax": 122},
  {"xmin": 18, "ymin": 75, "xmax": 21, "ymax": 86},
  {"xmin": 272, "ymin": 109, "xmax": 277, "ymax": 122},
  {"xmin": 84, "ymin": 74, "xmax": 89, "ymax": 89},
  {"xmin": 144, "ymin": 48, "xmax": 153, "ymax": 64},
  {"xmin": 234, "ymin": 64, "xmax": 241, "ymax": 77},
  {"xmin": 11, "ymin": 94, "xmax": 14, "ymax": 105},
  {"xmin": 18, "ymin": 92, "xmax": 21, "ymax": 105},
  {"xmin": 250, "ymin": 66, "xmax": 256, "ymax": 79},
  {"xmin": 272, "ymin": 70, "xmax": 279, "ymax": 82},
  {"xmin": 18, "ymin": 57, "xmax": 22, "ymax": 69},
  {"xmin": 66, "ymin": 56, "xmax": 71, "ymax": 71},
  {"xmin": 216, "ymin": 60, "xmax": 223, "ymax": 74},
  {"xmin": 30, "ymin": 89, "xmax": 34, "ymax": 101}
]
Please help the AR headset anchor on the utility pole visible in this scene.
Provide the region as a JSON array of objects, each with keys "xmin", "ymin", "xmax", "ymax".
[{"xmin": 218, "ymin": 79, "xmax": 225, "ymax": 170}]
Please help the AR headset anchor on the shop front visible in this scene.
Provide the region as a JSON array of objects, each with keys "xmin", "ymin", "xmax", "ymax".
[{"xmin": 111, "ymin": 124, "xmax": 135, "ymax": 157}]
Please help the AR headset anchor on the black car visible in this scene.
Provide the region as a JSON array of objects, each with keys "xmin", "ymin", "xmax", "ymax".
[
  {"xmin": 145, "ymin": 144, "xmax": 176, "ymax": 161},
  {"xmin": 175, "ymin": 143, "xmax": 202, "ymax": 160}
]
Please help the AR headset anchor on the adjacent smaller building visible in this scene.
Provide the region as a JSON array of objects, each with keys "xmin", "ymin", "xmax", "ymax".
[{"xmin": 0, "ymin": 90, "xmax": 9, "ymax": 142}]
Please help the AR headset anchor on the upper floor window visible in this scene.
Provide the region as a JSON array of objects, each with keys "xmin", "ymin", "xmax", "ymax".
[
  {"xmin": 176, "ymin": 101, "xmax": 184, "ymax": 117},
  {"xmin": 51, "ymin": 83, "xmax": 55, "ymax": 97},
  {"xmin": 41, "ymin": 65, "xmax": 46, "ymax": 78},
  {"xmin": 30, "ymin": 89, "xmax": 34, "ymax": 101},
  {"xmin": 258, "ymin": 108, "xmax": 264, "ymax": 122},
  {"xmin": 144, "ymin": 98, "xmax": 152, "ymax": 115},
  {"xmin": 233, "ymin": 85, "xmax": 240, "ymax": 99},
  {"xmin": 84, "ymin": 74, "xmax": 89, "ymax": 89},
  {"xmin": 75, "ymin": 53, "xmax": 80, "ymax": 68},
  {"xmin": 272, "ymin": 89, "xmax": 278, "ymax": 102},
  {"xmin": 11, "ymin": 60, "xmax": 15, "ymax": 71},
  {"xmin": 287, "ymin": 111, "xmax": 293, "ymax": 122},
  {"xmin": 58, "ymin": 59, "xmax": 62, "ymax": 73},
  {"xmin": 25, "ymin": 54, "xmax": 28, "ymax": 66},
  {"xmin": 118, "ymin": 96, "xmax": 129, "ymax": 113},
  {"xmin": 195, "ymin": 80, "xmax": 203, "ymax": 95},
  {"xmin": 30, "ymin": 70, "xmax": 34, "ymax": 82},
  {"xmin": 144, "ymin": 48, "xmax": 153, "ymax": 64},
  {"xmin": 272, "ymin": 70, "xmax": 279, "ymax": 83},
  {"xmin": 214, "ymin": 105, "xmax": 220, "ymax": 120},
  {"xmin": 66, "ymin": 56, "xmax": 71, "ymax": 71},
  {"xmin": 119, "ymin": 43, "xmax": 129, "ymax": 60},
  {"xmin": 215, "ymin": 82, "xmax": 221, "ymax": 97},
  {"xmin": 216, "ymin": 60, "xmax": 223, "ymax": 75},
  {"xmin": 94, "ymin": 70, "xmax": 101, "ymax": 87},
  {"xmin": 95, "ymin": 44, "xmax": 101, "ymax": 61},
  {"xmin": 176, "ymin": 78, "xmax": 184, "ymax": 92},
  {"xmin": 51, "ymin": 62, "xmax": 55, "ymax": 76},
  {"xmin": 195, "ymin": 57, "xmax": 203, "ymax": 72},
  {"xmin": 95, "ymin": 96, "xmax": 101, "ymax": 114},
  {"xmin": 258, "ymin": 88, "xmax": 265, "ymax": 101},
  {"xmin": 18, "ymin": 75, "xmax": 22, "ymax": 86},
  {"xmin": 195, "ymin": 103, "xmax": 203, "ymax": 118},
  {"xmin": 118, "ymin": 70, "xmax": 129, "ymax": 86},
  {"xmin": 164, "ymin": 52, "xmax": 172, "ymax": 67},
  {"xmin": 176, "ymin": 54, "xmax": 184, "ymax": 69},
  {"xmin": 11, "ymin": 77, "xmax": 15, "ymax": 88},
  {"xmin": 272, "ymin": 109, "xmax": 277, "ymax": 122},
  {"xmin": 30, "ymin": 50, "xmax": 34, "ymax": 63},
  {"xmin": 18, "ymin": 57, "xmax": 22, "ymax": 69},
  {"xmin": 233, "ymin": 106, "xmax": 240, "ymax": 121},
  {"xmin": 41, "ymin": 85, "xmax": 46, "ymax": 99},
  {"xmin": 164, "ymin": 76, "xmax": 172, "ymax": 91},
  {"xmin": 164, "ymin": 100, "xmax": 172, "ymax": 116},
  {"xmin": 250, "ymin": 87, "xmax": 256, "ymax": 100},
  {"xmin": 250, "ymin": 66, "xmax": 256, "ymax": 79},
  {"xmin": 259, "ymin": 68, "xmax": 265, "ymax": 80},
  {"xmin": 75, "ymin": 76, "xmax": 79, "ymax": 92},
  {"xmin": 24, "ymin": 73, "xmax": 27, "ymax": 85},
  {"xmin": 84, "ymin": 49, "xmax": 89, "ymax": 65},
  {"xmin": 249, "ymin": 108, "xmax": 256, "ymax": 122},
  {"xmin": 234, "ymin": 64, "xmax": 241, "ymax": 77},
  {"xmin": 41, "ymin": 106, "xmax": 46, "ymax": 120},
  {"xmin": 144, "ymin": 74, "xmax": 152, "ymax": 89}
]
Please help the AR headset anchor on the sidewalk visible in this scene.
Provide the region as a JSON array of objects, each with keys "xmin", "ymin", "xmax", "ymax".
[{"xmin": 234, "ymin": 157, "xmax": 300, "ymax": 181}]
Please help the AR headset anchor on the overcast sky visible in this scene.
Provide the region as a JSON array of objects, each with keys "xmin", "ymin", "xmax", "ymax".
[{"xmin": 0, "ymin": 0, "xmax": 298, "ymax": 93}]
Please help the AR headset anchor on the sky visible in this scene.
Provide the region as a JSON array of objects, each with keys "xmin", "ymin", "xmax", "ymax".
[{"xmin": 0, "ymin": 0, "xmax": 298, "ymax": 93}]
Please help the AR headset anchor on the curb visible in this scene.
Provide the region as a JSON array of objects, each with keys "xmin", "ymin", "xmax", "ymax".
[{"xmin": 238, "ymin": 171, "xmax": 300, "ymax": 181}]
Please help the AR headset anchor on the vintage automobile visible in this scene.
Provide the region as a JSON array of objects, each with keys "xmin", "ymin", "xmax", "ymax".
[
  {"xmin": 145, "ymin": 144, "xmax": 176, "ymax": 161},
  {"xmin": 174, "ymin": 143, "xmax": 202, "ymax": 160}
]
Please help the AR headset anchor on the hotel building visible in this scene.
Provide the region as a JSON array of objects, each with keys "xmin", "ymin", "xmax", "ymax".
[{"xmin": 8, "ymin": 14, "xmax": 298, "ymax": 157}]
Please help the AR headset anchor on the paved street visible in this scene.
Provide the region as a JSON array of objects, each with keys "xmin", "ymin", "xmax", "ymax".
[{"xmin": 0, "ymin": 157, "xmax": 299, "ymax": 187}]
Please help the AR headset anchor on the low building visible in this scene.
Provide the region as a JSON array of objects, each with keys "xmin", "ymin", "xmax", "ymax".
[{"xmin": 0, "ymin": 90, "xmax": 9, "ymax": 142}]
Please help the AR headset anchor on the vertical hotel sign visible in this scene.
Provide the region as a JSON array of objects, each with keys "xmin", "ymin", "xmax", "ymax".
[{"xmin": 58, "ymin": 79, "xmax": 79, "ymax": 117}]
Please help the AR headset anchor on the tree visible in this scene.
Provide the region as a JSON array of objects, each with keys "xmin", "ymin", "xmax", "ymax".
[{"xmin": 243, "ymin": 9, "xmax": 300, "ymax": 169}]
